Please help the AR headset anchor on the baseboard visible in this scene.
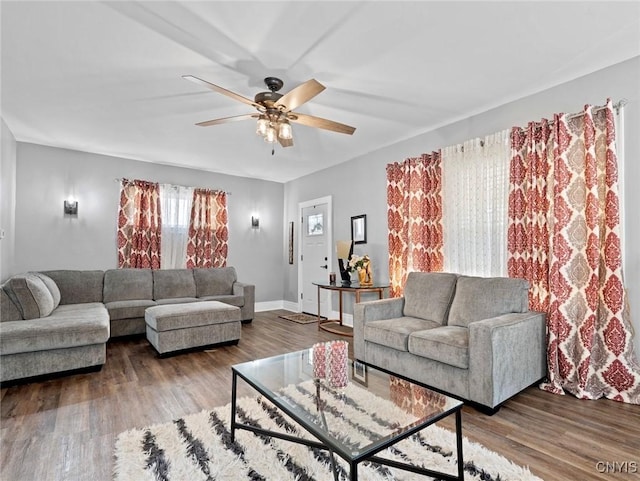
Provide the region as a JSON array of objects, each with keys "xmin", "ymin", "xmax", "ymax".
[
  {"xmin": 331, "ymin": 311, "xmax": 353, "ymax": 327},
  {"xmin": 255, "ymin": 300, "xmax": 300, "ymax": 312},
  {"xmin": 254, "ymin": 300, "xmax": 287, "ymax": 312},
  {"xmin": 254, "ymin": 302, "xmax": 353, "ymax": 326}
]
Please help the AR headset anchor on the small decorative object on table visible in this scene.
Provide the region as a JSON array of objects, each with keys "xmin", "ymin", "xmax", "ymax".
[
  {"xmin": 312, "ymin": 342, "xmax": 327, "ymax": 379},
  {"xmin": 349, "ymin": 254, "xmax": 373, "ymax": 286},
  {"xmin": 312, "ymin": 340, "xmax": 349, "ymax": 388},
  {"xmin": 328, "ymin": 340, "xmax": 349, "ymax": 388}
]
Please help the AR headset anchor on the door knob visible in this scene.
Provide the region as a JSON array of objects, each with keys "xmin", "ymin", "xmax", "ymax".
[{"xmin": 320, "ymin": 264, "xmax": 328, "ymax": 269}]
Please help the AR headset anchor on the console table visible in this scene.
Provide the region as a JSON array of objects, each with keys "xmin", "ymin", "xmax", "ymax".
[{"xmin": 313, "ymin": 282, "xmax": 388, "ymax": 336}]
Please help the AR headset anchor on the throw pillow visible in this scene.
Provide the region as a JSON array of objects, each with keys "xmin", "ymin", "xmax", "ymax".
[
  {"xmin": 5, "ymin": 273, "xmax": 56, "ymax": 319},
  {"xmin": 31, "ymin": 272, "xmax": 61, "ymax": 309}
]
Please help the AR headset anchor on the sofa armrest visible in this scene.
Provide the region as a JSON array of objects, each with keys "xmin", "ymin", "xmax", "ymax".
[
  {"xmin": 233, "ymin": 281, "xmax": 255, "ymax": 321},
  {"xmin": 353, "ymin": 297, "xmax": 405, "ymax": 360},
  {"xmin": 468, "ymin": 311, "xmax": 546, "ymax": 408}
]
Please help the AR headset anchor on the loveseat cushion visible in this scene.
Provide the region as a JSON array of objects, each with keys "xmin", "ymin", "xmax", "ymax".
[
  {"xmin": 105, "ymin": 299, "xmax": 157, "ymax": 320},
  {"xmin": 408, "ymin": 326, "xmax": 469, "ymax": 369},
  {"xmin": 153, "ymin": 269, "xmax": 196, "ymax": 300},
  {"xmin": 448, "ymin": 276, "xmax": 529, "ymax": 328},
  {"xmin": 4, "ymin": 274, "xmax": 55, "ymax": 320},
  {"xmin": 364, "ymin": 317, "xmax": 440, "ymax": 352},
  {"xmin": 104, "ymin": 269, "xmax": 153, "ymax": 302},
  {"xmin": 193, "ymin": 267, "xmax": 237, "ymax": 297},
  {"xmin": 0, "ymin": 303, "xmax": 109, "ymax": 355},
  {"xmin": 41, "ymin": 270, "xmax": 105, "ymax": 305},
  {"xmin": 402, "ymin": 272, "xmax": 458, "ymax": 324}
]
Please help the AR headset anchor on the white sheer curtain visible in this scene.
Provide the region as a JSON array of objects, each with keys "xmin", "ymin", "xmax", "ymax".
[
  {"xmin": 442, "ymin": 129, "xmax": 510, "ymax": 276},
  {"xmin": 159, "ymin": 184, "xmax": 193, "ymax": 269}
]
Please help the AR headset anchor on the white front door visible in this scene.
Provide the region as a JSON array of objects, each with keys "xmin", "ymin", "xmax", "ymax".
[{"xmin": 301, "ymin": 203, "xmax": 329, "ymax": 316}]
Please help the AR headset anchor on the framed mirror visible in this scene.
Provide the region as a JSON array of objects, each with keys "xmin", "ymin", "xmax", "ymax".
[{"xmin": 351, "ymin": 214, "xmax": 367, "ymax": 244}]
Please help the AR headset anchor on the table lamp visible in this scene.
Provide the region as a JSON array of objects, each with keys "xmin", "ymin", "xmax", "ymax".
[{"xmin": 336, "ymin": 240, "xmax": 354, "ymax": 286}]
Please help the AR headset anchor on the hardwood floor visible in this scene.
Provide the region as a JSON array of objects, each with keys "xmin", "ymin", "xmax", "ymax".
[{"xmin": 1, "ymin": 309, "xmax": 638, "ymax": 481}]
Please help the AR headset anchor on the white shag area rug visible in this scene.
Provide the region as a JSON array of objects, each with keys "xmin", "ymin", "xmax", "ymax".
[{"xmin": 114, "ymin": 381, "xmax": 543, "ymax": 481}]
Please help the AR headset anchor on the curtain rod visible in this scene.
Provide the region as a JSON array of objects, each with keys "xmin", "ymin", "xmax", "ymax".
[
  {"xmin": 113, "ymin": 178, "xmax": 231, "ymax": 195},
  {"xmin": 556, "ymin": 99, "xmax": 626, "ymax": 122}
]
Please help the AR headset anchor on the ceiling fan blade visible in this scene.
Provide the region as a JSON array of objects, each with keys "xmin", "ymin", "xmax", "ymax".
[
  {"xmin": 183, "ymin": 75, "xmax": 261, "ymax": 110},
  {"xmin": 289, "ymin": 113, "xmax": 356, "ymax": 135},
  {"xmin": 274, "ymin": 79, "xmax": 325, "ymax": 112},
  {"xmin": 278, "ymin": 136, "xmax": 294, "ymax": 148},
  {"xmin": 195, "ymin": 113, "xmax": 257, "ymax": 127}
]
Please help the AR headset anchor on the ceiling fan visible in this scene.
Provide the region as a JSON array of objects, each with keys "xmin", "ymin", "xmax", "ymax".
[{"xmin": 183, "ymin": 75, "xmax": 356, "ymax": 148}]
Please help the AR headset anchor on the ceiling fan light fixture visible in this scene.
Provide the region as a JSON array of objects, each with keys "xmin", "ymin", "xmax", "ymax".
[
  {"xmin": 279, "ymin": 121, "xmax": 292, "ymax": 140},
  {"xmin": 264, "ymin": 125, "xmax": 277, "ymax": 143},
  {"xmin": 256, "ymin": 116, "xmax": 268, "ymax": 136}
]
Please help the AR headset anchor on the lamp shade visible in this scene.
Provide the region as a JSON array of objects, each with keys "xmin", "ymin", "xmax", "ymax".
[
  {"xmin": 264, "ymin": 125, "xmax": 277, "ymax": 143},
  {"xmin": 279, "ymin": 121, "xmax": 292, "ymax": 140},
  {"xmin": 256, "ymin": 116, "xmax": 268, "ymax": 136},
  {"xmin": 336, "ymin": 240, "xmax": 353, "ymax": 259}
]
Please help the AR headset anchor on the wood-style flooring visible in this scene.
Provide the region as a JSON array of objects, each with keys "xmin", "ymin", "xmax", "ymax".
[{"xmin": 1, "ymin": 310, "xmax": 638, "ymax": 481}]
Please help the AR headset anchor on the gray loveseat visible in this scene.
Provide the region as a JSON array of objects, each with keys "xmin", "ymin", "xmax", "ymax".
[
  {"xmin": 353, "ymin": 272, "xmax": 546, "ymax": 412},
  {"xmin": 0, "ymin": 267, "xmax": 254, "ymax": 383}
]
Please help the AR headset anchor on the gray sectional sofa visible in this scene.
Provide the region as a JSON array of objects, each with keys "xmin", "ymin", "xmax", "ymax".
[
  {"xmin": 0, "ymin": 267, "xmax": 254, "ymax": 383},
  {"xmin": 353, "ymin": 272, "xmax": 546, "ymax": 412}
]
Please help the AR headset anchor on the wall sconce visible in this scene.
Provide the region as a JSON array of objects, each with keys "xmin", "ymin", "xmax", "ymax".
[
  {"xmin": 64, "ymin": 199, "xmax": 78, "ymax": 216},
  {"xmin": 251, "ymin": 215, "xmax": 260, "ymax": 229}
]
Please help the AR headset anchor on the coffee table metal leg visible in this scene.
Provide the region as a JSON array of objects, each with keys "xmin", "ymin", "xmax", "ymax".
[
  {"xmin": 456, "ymin": 409, "xmax": 464, "ymax": 480},
  {"xmin": 350, "ymin": 461, "xmax": 358, "ymax": 481},
  {"xmin": 231, "ymin": 370, "xmax": 238, "ymax": 443}
]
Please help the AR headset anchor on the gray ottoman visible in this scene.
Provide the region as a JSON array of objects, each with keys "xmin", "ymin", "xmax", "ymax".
[{"xmin": 145, "ymin": 301, "xmax": 241, "ymax": 355}]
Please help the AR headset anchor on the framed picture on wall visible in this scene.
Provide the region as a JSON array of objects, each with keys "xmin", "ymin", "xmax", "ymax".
[{"xmin": 351, "ymin": 214, "xmax": 367, "ymax": 244}]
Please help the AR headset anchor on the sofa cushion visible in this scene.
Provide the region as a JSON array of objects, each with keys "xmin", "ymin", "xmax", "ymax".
[
  {"xmin": 155, "ymin": 297, "xmax": 198, "ymax": 305},
  {"xmin": 408, "ymin": 326, "xmax": 469, "ymax": 369},
  {"xmin": 0, "ymin": 303, "xmax": 109, "ymax": 354},
  {"xmin": 402, "ymin": 272, "xmax": 458, "ymax": 324},
  {"xmin": 153, "ymin": 269, "xmax": 196, "ymax": 300},
  {"xmin": 197, "ymin": 295, "xmax": 244, "ymax": 307},
  {"xmin": 364, "ymin": 317, "xmax": 440, "ymax": 352},
  {"xmin": 103, "ymin": 269, "xmax": 153, "ymax": 302},
  {"xmin": 105, "ymin": 299, "xmax": 157, "ymax": 320},
  {"xmin": 41, "ymin": 270, "xmax": 105, "ymax": 305},
  {"xmin": 32, "ymin": 273, "xmax": 61, "ymax": 309},
  {"xmin": 145, "ymin": 301, "xmax": 241, "ymax": 332},
  {"xmin": 193, "ymin": 267, "xmax": 237, "ymax": 297},
  {"xmin": 448, "ymin": 276, "xmax": 529, "ymax": 328},
  {"xmin": 1, "ymin": 286, "xmax": 23, "ymax": 322},
  {"xmin": 4, "ymin": 274, "xmax": 55, "ymax": 319}
]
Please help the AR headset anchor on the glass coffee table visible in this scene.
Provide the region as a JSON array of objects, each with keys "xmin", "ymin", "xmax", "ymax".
[{"xmin": 231, "ymin": 349, "xmax": 464, "ymax": 481}]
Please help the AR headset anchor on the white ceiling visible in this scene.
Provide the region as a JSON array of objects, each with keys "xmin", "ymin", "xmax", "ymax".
[{"xmin": 2, "ymin": 1, "xmax": 639, "ymax": 183}]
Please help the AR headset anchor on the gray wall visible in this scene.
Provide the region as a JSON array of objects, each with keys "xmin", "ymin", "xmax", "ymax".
[
  {"xmin": 1, "ymin": 118, "xmax": 17, "ymax": 281},
  {"xmin": 12, "ymin": 143, "xmax": 284, "ymax": 303},
  {"xmin": 284, "ymin": 56, "xmax": 640, "ymax": 356}
]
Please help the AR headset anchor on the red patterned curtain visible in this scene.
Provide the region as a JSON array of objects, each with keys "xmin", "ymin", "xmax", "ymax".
[
  {"xmin": 508, "ymin": 99, "xmax": 640, "ymax": 403},
  {"xmin": 386, "ymin": 152, "xmax": 443, "ymax": 297},
  {"xmin": 186, "ymin": 189, "xmax": 228, "ymax": 268},
  {"xmin": 117, "ymin": 179, "xmax": 162, "ymax": 269}
]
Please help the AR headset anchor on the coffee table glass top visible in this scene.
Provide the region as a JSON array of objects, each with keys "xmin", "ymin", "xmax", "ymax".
[{"xmin": 232, "ymin": 348, "xmax": 463, "ymax": 461}]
